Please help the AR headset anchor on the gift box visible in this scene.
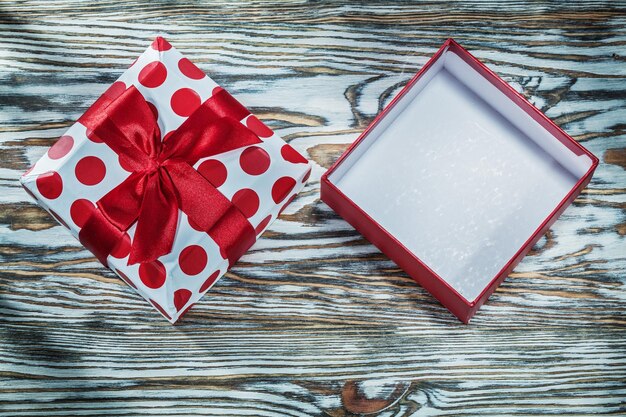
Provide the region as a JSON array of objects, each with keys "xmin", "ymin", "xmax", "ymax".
[
  {"xmin": 21, "ymin": 37, "xmax": 311, "ymax": 323},
  {"xmin": 321, "ymin": 39, "xmax": 598, "ymax": 323}
]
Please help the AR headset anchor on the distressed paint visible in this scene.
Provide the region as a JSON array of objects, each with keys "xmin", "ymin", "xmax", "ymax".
[{"xmin": 0, "ymin": 1, "xmax": 625, "ymax": 415}]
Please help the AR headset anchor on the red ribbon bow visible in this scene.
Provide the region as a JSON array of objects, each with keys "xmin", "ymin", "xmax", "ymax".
[{"xmin": 78, "ymin": 85, "xmax": 260, "ymax": 266}]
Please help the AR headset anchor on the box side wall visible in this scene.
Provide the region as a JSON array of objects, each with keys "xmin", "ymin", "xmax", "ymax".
[
  {"xmin": 446, "ymin": 41, "xmax": 598, "ymax": 167},
  {"xmin": 469, "ymin": 161, "xmax": 598, "ymax": 318},
  {"xmin": 326, "ymin": 41, "xmax": 450, "ymax": 185},
  {"xmin": 444, "ymin": 51, "xmax": 591, "ymax": 179},
  {"xmin": 321, "ymin": 179, "xmax": 473, "ymax": 323}
]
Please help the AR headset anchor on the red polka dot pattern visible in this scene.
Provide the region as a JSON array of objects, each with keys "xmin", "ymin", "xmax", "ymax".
[
  {"xmin": 24, "ymin": 40, "xmax": 312, "ymax": 323},
  {"xmin": 116, "ymin": 269, "xmax": 137, "ymax": 289},
  {"xmin": 200, "ymin": 270, "xmax": 220, "ymax": 292},
  {"xmin": 150, "ymin": 299, "xmax": 171, "ymax": 320},
  {"xmin": 85, "ymin": 128, "xmax": 103, "ymax": 143},
  {"xmin": 111, "ymin": 233, "xmax": 131, "ymax": 259},
  {"xmin": 239, "ymin": 146, "xmax": 270, "ymax": 176},
  {"xmin": 36, "ymin": 171, "xmax": 63, "ymax": 199},
  {"xmin": 212, "ymin": 86, "xmax": 223, "ymax": 96},
  {"xmin": 280, "ymin": 144, "xmax": 308, "ymax": 164},
  {"xmin": 187, "ymin": 216, "xmax": 203, "ymax": 232},
  {"xmin": 231, "ymin": 188, "xmax": 260, "ymax": 218},
  {"xmin": 138, "ymin": 61, "xmax": 168, "ymax": 88},
  {"xmin": 48, "ymin": 135, "xmax": 74, "ymax": 160},
  {"xmin": 246, "ymin": 115, "xmax": 273, "ymax": 138},
  {"xmin": 75, "ymin": 156, "xmax": 106, "ymax": 186},
  {"xmin": 177, "ymin": 304, "xmax": 194, "ymax": 321},
  {"xmin": 139, "ymin": 260, "xmax": 166, "ymax": 289},
  {"xmin": 197, "ymin": 159, "xmax": 227, "ymax": 187},
  {"xmin": 174, "ymin": 288, "xmax": 192, "ymax": 311},
  {"xmin": 104, "ymin": 81, "xmax": 127, "ymax": 101},
  {"xmin": 178, "ymin": 58, "xmax": 205, "ymax": 80},
  {"xmin": 255, "ymin": 215, "xmax": 272, "ymax": 235},
  {"xmin": 151, "ymin": 37, "xmax": 172, "ymax": 51},
  {"xmin": 179, "ymin": 245, "xmax": 208, "ymax": 276},
  {"xmin": 302, "ymin": 168, "xmax": 312, "ymax": 183},
  {"xmin": 70, "ymin": 199, "xmax": 95, "ymax": 228},
  {"xmin": 271, "ymin": 176, "xmax": 297, "ymax": 203},
  {"xmin": 171, "ymin": 88, "xmax": 201, "ymax": 117}
]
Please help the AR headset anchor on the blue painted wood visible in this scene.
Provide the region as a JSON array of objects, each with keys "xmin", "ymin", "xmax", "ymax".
[{"xmin": 0, "ymin": 1, "xmax": 624, "ymax": 415}]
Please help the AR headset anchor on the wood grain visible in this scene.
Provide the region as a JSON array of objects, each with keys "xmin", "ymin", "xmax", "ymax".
[{"xmin": 0, "ymin": 1, "xmax": 625, "ymax": 415}]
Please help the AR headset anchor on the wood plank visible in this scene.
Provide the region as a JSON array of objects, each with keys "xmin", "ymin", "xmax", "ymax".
[{"xmin": 0, "ymin": 1, "xmax": 625, "ymax": 415}]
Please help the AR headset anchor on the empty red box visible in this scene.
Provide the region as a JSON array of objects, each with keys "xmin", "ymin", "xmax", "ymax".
[{"xmin": 321, "ymin": 39, "xmax": 598, "ymax": 323}]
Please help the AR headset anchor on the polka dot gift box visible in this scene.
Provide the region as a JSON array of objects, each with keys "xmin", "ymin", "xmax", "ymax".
[{"xmin": 20, "ymin": 37, "xmax": 311, "ymax": 323}]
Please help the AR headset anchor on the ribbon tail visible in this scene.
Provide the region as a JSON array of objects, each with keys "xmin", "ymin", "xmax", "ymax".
[
  {"xmin": 164, "ymin": 162, "xmax": 231, "ymax": 228},
  {"xmin": 79, "ymin": 173, "xmax": 146, "ymax": 265},
  {"xmin": 98, "ymin": 172, "xmax": 146, "ymax": 231},
  {"xmin": 165, "ymin": 162, "xmax": 256, "ymax": 265},
  {"xmin": 79, "ymin": 211, "xmax": 125, "ymax": 267},
  {"xmin": 128, "ymin": 172, "xmax": 179, "ymax": 265},
  {"xmin": 208, "ymin": 206, "xmax": 257, "ymax": 266}
]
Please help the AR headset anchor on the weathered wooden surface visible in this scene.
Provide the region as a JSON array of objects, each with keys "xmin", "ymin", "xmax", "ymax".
[{"xmin": 0, "ymin": 1, "xmax": 625, "ymax": 415}]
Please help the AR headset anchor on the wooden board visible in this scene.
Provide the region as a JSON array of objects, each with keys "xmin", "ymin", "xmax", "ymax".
[{"xmin": 0, "ymin": 1, "xmax": 625, "ymax": 415}]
